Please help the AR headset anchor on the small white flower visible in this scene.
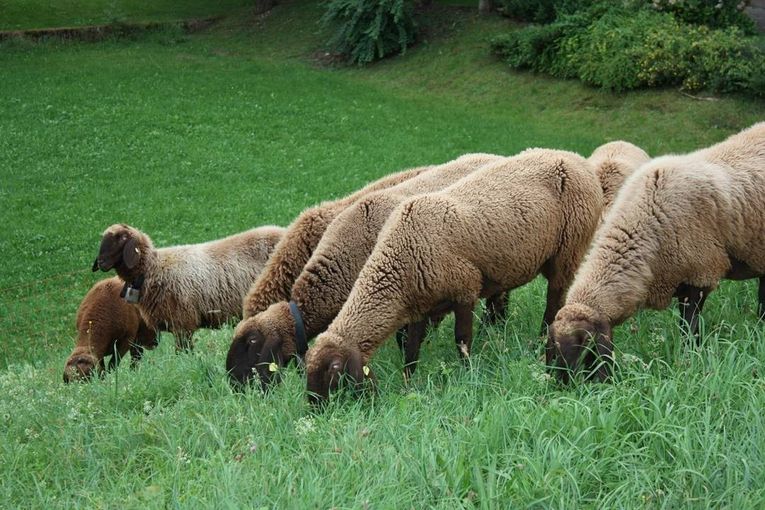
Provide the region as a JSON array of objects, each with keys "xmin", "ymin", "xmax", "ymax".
[
  {"xmin": 621, "ymin": 353, "xmax": 649, "ymax": 370},
  {"xmin": 176, "ymin": 446, "xmax": 191, "ymax": 465},
  {"xmin": 295, "ymin": 416, "xmax": 316, "ymax": 436}
]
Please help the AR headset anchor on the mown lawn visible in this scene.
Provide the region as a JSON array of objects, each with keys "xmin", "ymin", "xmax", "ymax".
[
  {"xmin": 0, "ymin": 0, "xmax": 254, "ymax": 30},
  {"xmin": 1, "ymin": 1, "xmax": 765, "ymax": 507}
]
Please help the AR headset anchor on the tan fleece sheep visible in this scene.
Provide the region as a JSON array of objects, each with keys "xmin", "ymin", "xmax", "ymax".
[
  {"xmin": 226, "ymin": 153, "xmax": 505, "ymax": 389},
  {"xmin": 588, "ymin": 141, "xmax": 650, "ymax": 212},
  {"xmin": 305, "ymin": 148, "xmax": 605, "ymax": 403},
  {"xmin": 241, "ymin": 166, "xmax": 432, "ymax": 320},
  {"xmin": 547, "ymin": 122, "xmax": 765, "ymax": 383},
  {"xmin": 64, "ymin": 277, "xmax": 157, "ymax": 382},
  {"xmin": 93, "ymin": 224, "xmax": 285, "ymax": 350}
]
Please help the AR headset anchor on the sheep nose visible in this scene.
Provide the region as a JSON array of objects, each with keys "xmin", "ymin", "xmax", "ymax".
[{"xmin": 64, "ymin": 358, "xmax": 95, "ymax": 382}]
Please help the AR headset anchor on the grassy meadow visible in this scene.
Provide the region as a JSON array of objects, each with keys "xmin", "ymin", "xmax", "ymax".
[
  {"xmin": 2, "ymin": 1, "xmax": 765, "ymax": 507},
  {"xmin": 0, "ymin": 0, "xmax": 253, "ymax": 30}
]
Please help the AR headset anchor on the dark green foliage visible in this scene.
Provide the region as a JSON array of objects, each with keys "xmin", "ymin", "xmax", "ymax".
[
  {"xmin": 496, "ymin": 0, "xmax": 617, "ymax": 23},
  {"xmin": 490, "ymin": 14, "xmax": 588, "ymax": 74},
  {"xmin": 649, "ymin": 0, "xmax": 755, "ymax": 32},
  {"xmin": 497, "ymin": 0, "xmax": 755, "ymax": 30},
  {"xmin": 491, "ymin": 5, "xmax": 765, "ymax": 95},
  {"xmin": 322, "ymin": 0, "xmax": 418, "ymax": 65}
]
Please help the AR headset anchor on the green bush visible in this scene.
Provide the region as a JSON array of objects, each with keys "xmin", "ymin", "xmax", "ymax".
[
  {"xmin": 648, "ymin": 0, "xmax": 755, "ymax": 32},
  {"xmin": 496, "ymin": 0, "xmax": 608, "ymax": 23},
  {"xmin": 497, "ymin": 0, "xmax": 754, "ymax": 30},
  {"xmin": 322, "ymin": 0, "xmax": 418, "ymax": 65},
  {"xmin": 558, "ymin": 10, "xmax": 691, "ymax": 90},
  {"xmin": 491, "ymin": 7, "xmax": 765, "ymax": 96},
  {"xmin": 490, "ymin": 13, "xmax": 591, "ymax": 75}
]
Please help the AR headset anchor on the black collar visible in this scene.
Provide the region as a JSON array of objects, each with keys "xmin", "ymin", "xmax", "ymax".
[{"xmin": 288, "ymin": 300, "xmax": 308, "ymax": 358}]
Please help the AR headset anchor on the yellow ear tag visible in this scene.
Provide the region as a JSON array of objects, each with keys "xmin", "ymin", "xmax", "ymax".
[
  {"xmin": 268, "ymin": 362, "xmax": 278, "ymax": 372},
  {"xmin": 363, "ymin": 366, "xmax": 370, "ymax": 377}
]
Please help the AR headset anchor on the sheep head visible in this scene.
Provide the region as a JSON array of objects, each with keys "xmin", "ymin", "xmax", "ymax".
[
  {"xmin": 93, "ymin": 224, "xmax": 144, "ymax": 274},
  {"xmin": 305, "ymin": 335, "xmax": 370, "ymax": 406},
  {"xmin": 226, "ymin": 303, "xmax": 297, "ymax": 392},
  {"xmin": 546, "ymin": 303, "xmax": 613, "ymax": 384},
  {"xmin": 63, "ymin": 350, "xmax": 101, "ymax": 383}
]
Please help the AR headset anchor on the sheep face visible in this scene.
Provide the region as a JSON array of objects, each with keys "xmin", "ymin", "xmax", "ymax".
[
  {"xmin": 226, "ymin": 318, "xmax": 288, "ymax": 392},
  {"xmin": 63, "ymin": 352, "xmax": 101, "ymax": 383},
  {"xmin": 546, "ymin": 304, "xmax": 613, "ymax": 384},
  {"xmin": 93, "ymin": 224, "xmax": 141, "ymax": 272},
  {"xmin": 305, "ymin": 338, "xmax": 367, "ymax": 406}
]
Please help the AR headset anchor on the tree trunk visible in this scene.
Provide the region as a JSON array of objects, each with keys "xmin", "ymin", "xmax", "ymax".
[{"xmin": 478, "ymin": 0, "xmax": 492, "ymax": 15}]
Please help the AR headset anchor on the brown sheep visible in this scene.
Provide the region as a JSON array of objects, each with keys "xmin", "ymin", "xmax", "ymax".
[
  {"xmin": 241, "ymin": 165, "xmax": 432, "ymax": 320},
  {"xmin": 93, "ymin": 224, "xmax": 285, "ymax": 350},
  {"xmin": 64, "ymin": 277, "xmax": 157, "ymax": 382},
  {"xmin": 305, "ymin": 149, "xmax": 605, "ymax": 403},
  {"xmin": 547, "ymin": 123, "xmax": 765, "ymax": 383},
  {"xmin": 226, "ymin": 154, "xmax": 505, "ymax": 389}
]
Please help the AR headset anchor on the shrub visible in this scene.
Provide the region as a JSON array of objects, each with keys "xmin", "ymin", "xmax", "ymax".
[
  {"xmin": 496, "ymin": 0, "xmax": 607, "ymax": 23},
  {"xmin": 490, "ymin": 12, "xmax": 591, "ymax": 75},
  {"xmin": 558, "ymin": 10, "xmax": 692, "ymax": 90},
  {"xmin": 648, "ymin": 0, "xmax": 755, "ymax": 32},
  {"xmin": 322, "ymin": 0, "xmax": 418, "ymax": 65},
  {"xmin": 491, "ymin": 7, "xmax": 765, "ymax": 96}
]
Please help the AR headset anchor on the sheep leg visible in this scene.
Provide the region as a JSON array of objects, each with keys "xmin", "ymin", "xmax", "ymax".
[
  {"xmin": 676, "ymin": 284, "xmax": 709, "ymax": 339},
  {"xmin": 403, "ymin": 320, "xmax": 428, "ymax": 380},
  {"xmin": 484, "ymin": 291, "xmax": 508, "ymax": 325},
  {"xmin": 540, "ymin": 284, "xmax": 564, "ymax": 335},
  {"xmin": 174, "ymin": 332, "xmax": 194, "ymax": 352},
  {"xmin": 395, "ymin": 327, "xmax": 407, "ymax": 352},
  {"xmin": 106, "ymin": 352, "xmax": 120, "ymax": 371},
  {"xmin": 129, "ymin": 343, "xmax": 144, "ymax": 367},
  {"xmin": 104, "ymin": 340, "xmax": 123, "ymax": 371},
  {"xmin": 453, "ymin": 302, "xmax": 474, "ymax": 363},
  {"xmin": 759, "ymin": 277, "xmax": 765, "ymax": 320}
]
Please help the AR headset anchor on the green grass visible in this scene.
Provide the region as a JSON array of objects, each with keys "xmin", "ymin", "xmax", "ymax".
[
  {"xmin": 0, "ymin": 0, "xmax": 253, "ymax": 30},
  {"xmin": 2, "ymin": 1, "xmax": 765, "ymax": 507}
]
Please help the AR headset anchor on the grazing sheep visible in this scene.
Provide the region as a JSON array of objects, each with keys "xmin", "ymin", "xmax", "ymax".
[
  {"xmin": 394, "ymin": 142, "xmax": 647, "ymax": 378},
  {"xmin": 64, "ymin": 277, "xmax": 157, "ymax": 383},
  {"xmin": 546, "ymin": 123, "xmax": 765, "ymax": 383},
  {"xmin": 588, "ymin": 141, "xmax": 650, "ymax": 212},
  {"xmin": 305, "ymin": 148, "xmax": 606, "ymax": 403},
  {"xmin": 241, "ymin": 166, "xmax": 432, "ymax": 320},
  {"xmin": 226, "ymin": 153, "xmax": 505, "ymax": 389},
  {"xmin": 93, "ymin": 224, "xmax": 285, "ymax": 350}
]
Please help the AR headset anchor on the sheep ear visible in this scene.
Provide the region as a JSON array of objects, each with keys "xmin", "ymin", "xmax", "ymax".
[
  {"xmin": 91, "ymin": 258, "xmax": 99, "ymax": 272},
  {"xmin": 593, "ymin": 320, "xmax": 613, "ymax": 382},
  {"xmin": 345, "ymin": 348, "xmax": 365, "ymax": 385},
  {"xmin": 258, "ymin": 333, "xmax": 284, "ymax": 391},
  {"xmin": 123, "ymin": 238, "xmax": 140, "ymax": 269}
]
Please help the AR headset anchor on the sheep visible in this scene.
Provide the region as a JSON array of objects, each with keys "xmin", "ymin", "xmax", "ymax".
[
  {"xmin": 241, "ymin": 165, "xmax": 433, "ymax": 320},
  {"xmin": 304, "ymin": 148, "xmax": 606, "ymax": 403},
  {"xmin": 389, "ymin": 141, "xmax": 647, "ymax": 379},
  {"xmin": 588, "ymin": 141, "xmax": 651, "ymax": 212},
  {"xmin": 546, "ymin": 122, "xmax": 765, "ymax": 383},
  {"xmin": 64, "ymin": 277, "xmax": 158, "ymax": 383},
  {"xmin": 93, "ymin": 224, "xmax": 285, "ymax": 350},
  {"xmin": 226, "ymin": 153, "xmax": 506, "ymax": 389}
]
